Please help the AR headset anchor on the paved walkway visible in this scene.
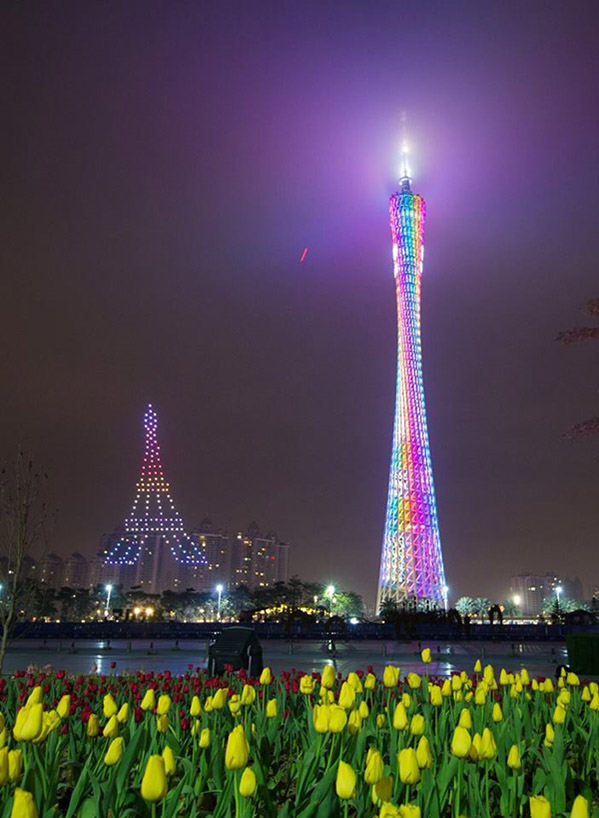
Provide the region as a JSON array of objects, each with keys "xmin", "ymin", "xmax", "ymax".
[{"xmin": 1, "ymin": 639, "xmax": 569, "ymax": 679}]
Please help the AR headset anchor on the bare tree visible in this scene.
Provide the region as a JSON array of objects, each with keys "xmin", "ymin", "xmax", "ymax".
[
  {"xmin": 0, "ymin": 453, "xmax": 51, "ymax": 674},
  {"xmin": 557, "ymin": 298, "xmax": 599, "ymax": 438}
]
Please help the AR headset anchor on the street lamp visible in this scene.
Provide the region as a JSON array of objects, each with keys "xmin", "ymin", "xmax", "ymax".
[
  {"xmin": 326, "ymin": 585, "xmax": 335, "ymax": 615},
  {"xmin": 216, "ymin": 584, "xmax": 223, "ymax": 621},
  {"xmin": 442, "ymin": 585, "xmax": 449, "ymax": 612},
  {"xmin": 555, "ymin": 585, "xmax": 562, "ymax": 604},
  {"xmin": 104, "ymin": 584, "xmax": 113, "ymax": 619}
]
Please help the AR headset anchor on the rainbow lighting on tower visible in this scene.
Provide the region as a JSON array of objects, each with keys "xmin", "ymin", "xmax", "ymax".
[
  {"xmin": 104, "ymin": 404, "xmax": 205, "ymax": 589},
  {"xmin": 376, "ymin": 137, "xmax": 447, "ymax": 612}
]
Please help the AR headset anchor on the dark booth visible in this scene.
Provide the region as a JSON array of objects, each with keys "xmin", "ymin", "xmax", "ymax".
[{"xmin": 207, "ymin": 627, "xmax": 264, "ymax": 676}]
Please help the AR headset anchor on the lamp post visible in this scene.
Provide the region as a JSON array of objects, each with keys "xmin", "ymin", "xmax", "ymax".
[
  {"xmin": 326, "ymin": 585, "xmax": 335, "ymax": 616},
  {"xmin": 104, "ymin": 584, "xmax": 113, "ymax": 619},
  {"xmin": 555, "ymin": 585, "xmax": 562, "ymax": 604},
  {"xmin": 216, "ymin": 584, "xmax": 223, "ymax": 621},
  {"xmin": 442, "ymin": 585, "xmax": 449, "ymax": 612}
]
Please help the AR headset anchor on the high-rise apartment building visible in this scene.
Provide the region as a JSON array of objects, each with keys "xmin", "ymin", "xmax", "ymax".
[{"xmin": 231, "ymin": 522, "xmax": 289, "ymax": 590}]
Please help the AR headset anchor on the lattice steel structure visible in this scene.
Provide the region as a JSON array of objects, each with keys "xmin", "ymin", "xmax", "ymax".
[
  {"xmin": 376, "ymin": 155, "xmax": 447, "ymax": 612},
  {"xmin": 105, "ymin": 405, "xmax": 205, "ymax": 580}
]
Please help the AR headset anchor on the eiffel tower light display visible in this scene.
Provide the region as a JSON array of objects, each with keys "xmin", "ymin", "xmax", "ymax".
[
  {"xmin": 105, "ymin": 404, "xmax": 205, "ymax": 589},
  {"xmin": 376, "ymin": 140, "xmax": 447, "ymax": 612}
]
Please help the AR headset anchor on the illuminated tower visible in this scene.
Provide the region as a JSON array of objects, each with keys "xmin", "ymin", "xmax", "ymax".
[
  {"xmin": 104, "ymin": 404, "xmax": 205, "ymax": 592},
  {"xmin": 377, "ymin": 144, "xmax": 447, "ymax": 611}
]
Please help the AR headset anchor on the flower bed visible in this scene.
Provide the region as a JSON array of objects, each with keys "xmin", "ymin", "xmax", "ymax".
[{"xmin": 0, "ymin": 656, "xmax": 596, "ymax": 817}]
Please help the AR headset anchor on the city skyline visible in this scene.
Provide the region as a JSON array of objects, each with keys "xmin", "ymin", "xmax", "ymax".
[{"xmin": 1, "ymin": 2, "xmax": 598, "ymax": 605}]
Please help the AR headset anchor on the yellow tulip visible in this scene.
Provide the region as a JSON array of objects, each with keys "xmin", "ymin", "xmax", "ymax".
[
  {"xmin": 56, "ymin": 695, "xmax": 70, "ymax": 719},
  {"xmin": 406, "ymin": 673, "xmax": 421, "ymax": 690},
  {"xmin": 266, "ymin": 698, "xmax": 277, "ymax": 718},
  {"xmin": 567, "ymin": 672, "xmax": 580, "ymax": 687},
  {"xmin": 379, "ymin": 805, "xmax": 400, "ymax": 818},
  {"xmin": 507, "ymin": 744, "xmax": 521, "ymax": 770},
  {"xmin": 348, "ymin": 709, "xmax": 362, "ymax": 735},
  {"xmin": 474, "ymin": 687, "xmax": 487, "ymax": 706},
  {"xmin": 329, "ymin": 705, "xmax": 348, "ymax": 733},
  {"xmin": 239, "ymin": 767, "xmax": 257, "ymax": 797},
  {"xmin": 589, "ymin": 693, "xmax": 599, "ymax": 711},
  {"xmin": 451, "ymin": 726, "xmax": 471, "ymax": 758},
  {"xmin": 199, "ymin": 728, "xmax": 210, "ymax": 748},
  {"xmin": 479, "ymin": 728, "xmax": 497, "ymax": 760},
  {"xmin": 359, "ymin": 700, "xmax": 369, "ymax": 719},
  {"xmin": 0, "ymin": 728, "xmax": 5, "ymax": 748},
  {"xmin": 570, "ymin": 795, "xmax": 589, "ymax": 818},
  {"xmin": 421, "ymin": 648, "xmax": 432, "ymax": 664},
  {"xmin": 364, "ymin": 672, "xmax": 377, "ymax": 690},
  {"xmin": 0, "ymin": 748, "xmax": 9, "ymax": 786},
  {"xmin": 544, "ymin": 723, "xmax": 555, "ymax": 748},
  {"xmin": 398, "ymin": 748, "xmax": 420, "ymax": 784},
  {"xmin": 225, "ymin": 725, "xmax": 250, "ymax": 770},
  {"xmin": 321, "ymin": 665, "xmax": 336, "ymax": 689},
  {"xmin": 383, "ymin": 665, "xmax": 400, "ymax": 688},
  {"xmin": 474, "ymin": 659, "xmax": 482, "ymax": 673},
  {"xmin": 552, "ymin": 705, "xmax": 566, "ymax": 725},
  {"xmin": 140, "ymin": 689, "xmax": 155, "ymax": 711},
  {"xmin": 86, "ymin": 714, "xmax": 99, "ymax": 738},
  {"xmin": 469, "ymin": 732, "xmax": 481, "ymax": 762},
  {"xmin": 590, "ymin": 682, "xmax": 598, "ymax": 695},
  {"xmin": 228, "ymin": 695, "xmax": 242, "ymax": 716},
  {"xmin": 544, "ymin": 679, "xmax": 554, "ymax": 693},
  {"xmin": 520, "ymin": 668, "xmax": 530, "ymax": 686},
  {"xmin": 103, "ymin": 716, "xmax": 119, "ymax": 738},
  {"xmin": 441, "ymin": 679, "xmax": 452, "ymax": 696},
  {"xmin": 364, "ymin": 748, "xmax": 384, "ymax": 784},
  {"xmin": 402, "ymin": 692, "xmax": 411, "ymax": 709},
  {"xmin": 300, "ymin": 675, "xmax": 315, "ymax": 695},
  {"xmin": 558, "ymin": 690, "xmax": 571, "ymax": 706},
  {"xmin": 336, "ymin": 760, "xmax": 356, "ymax": 799},
  {"xmin": 157, "ymin": 695, "xmax": 171, "ymax": 716},
  {"xmin": 17, "ymin": 704, "xmax": 43, "ymax": 742},
  {"xmin": 392, "ymin": 702, "xmax": 408, "ymax": 731},
  {"xmin": 416, "ymin": 735, "xmax": 433, "ymax": 769},
  {"xmin": 190, "ymin": 695, "xmax": 201, "ymax": 717},
  {"xmin": 338, "ymin": 682, "xmax": 356, "ymax": 710},
  {"xmin": 26, "ymin": 688, "xmax": 42, "ymax": 707},
  {"xmin": 581, "ymin": 687, "xmax": 591, "ymax": 703},
  {"xmin": 241, "ymin": 685, "xmax": 256, "ymax": 705},
  {"xmin": 259, "ymin": 667, "xmax": 272, "ymax": 685},
  {"xmin": 141, "ymin": 755, "xmax": 167, "ymax": 801},
  {"xmin": 117, "ymin": 703, "xmax": 129, "ymax": 723},
  {"xmin": 212, "ymin": 688, "xmax": 227, "ymax": 710},
  {"xmin": 313, "ymin": 705, "xmax": 330, "ymax": 733},
  {"xmin": 492, "ymin": 703, "xmax": 503, "ymax": 722},
  {"xmin": 458, "ymin": 709, "xmax": 472, "ymax": 729},
  {"xmin": 429, "ymin": 686, "xmax": 443, "ymax": 706},
  {"xmin": 103, "ymin": 695, "xmax": 118, "ymax": 718},
  {"xmin": 376, "ymin": 713, "xmax": 386, "ymax": 728},
  {"xmin": 347, "ymin": 672, "xmax": 363, "ymax": 693},
  {"xmin": 532, "ymin": 679, "xmax": 539, "ymax": 691},
  {"xmin": 104, "ymin": 737, "xmax": 124, "ymax": 766},
  {"xmin": 399, "ymin": 806, "xmax": 421, "ymax": 818},
  {"xmin": 8, "ymin": 749, "xmax": 22, "ymax": 784},
  {"xmin": 372, "ymin": 776, "xmax": 392, "ymax": 805},
  {"xmin": 204, "ymin": 696, "xmax": 213, "ymax": 712},
  {"xmin": 162, "ymin": 746, "xmax": 176, "ymax": 776},
  {"xmin": 499, "ymin": 669, "xmax": 509, "ymax": 685},
  {"xmin": 10, "ymin": 788, "xmax": 38, "ymax": 818},
  {"xmin": 529, "ymin": 795, "xmax": 551, "ymax": 818},
  {"xmin": 156, "ymin": 714, "xmax": 169, "ymax": 733},
  {"xmin": 410, "ymin": 714, "xmax": 425, "ymax": 736}
]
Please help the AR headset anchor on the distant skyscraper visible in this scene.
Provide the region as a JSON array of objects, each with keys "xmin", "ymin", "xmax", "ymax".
[
  {"xmin": 103, "ymin": 404, "xmax": 205, "ymax": 593},
  {"xmin": 184, "ymin": 518, "xmax": 231, "ymax": 590},
  {"xmin": 377, "ymin": 142, "xmax": 447, "ymax": 611},
  {"xmin": 232, "ymin": 522, "xmax": 290, "ymax": 590}
]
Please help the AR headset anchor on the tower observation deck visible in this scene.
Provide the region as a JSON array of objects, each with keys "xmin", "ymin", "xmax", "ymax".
[{"xmin": 376, "ymin": 146, "xmax": 447, "ymax": 611}]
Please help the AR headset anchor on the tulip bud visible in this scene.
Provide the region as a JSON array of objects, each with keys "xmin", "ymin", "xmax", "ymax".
[
  {"xmin": 140, "ymin": 689, "xmax": 155, "ymax": 712},
  {"xmin": 421, "ymin": 648, "xmax": 431, "ymax": 664},
  {"xmin": 399, "ymin": 806, "xmax": 421, "ymax": 818},
  {"xmin": 364, "ymin": 748, "xmax": 384, "ymax": 784},
  {"xmin": 589, "ymin": 693, "xmax": 599, "ymax": 711},
  {"xmin": 492, "ymin": 703, "xmax": 503, "ymax": 722},
  {"xmin": 441, "ymin": 678, "xmax": 451, "ymax": 696},
  {"xmin": 335, "ymin": 760, "xmax": 356, "ymax": 799},
  {"xmin": 239, "ymin": 767, "xmax": 257, "ymax": 797},
  {"xmin": 338, "ymin": 682, "xmax": 356, "ymax": 710},
  {"xmin": 347, "ymin": 672, "xmax": 363, "ymax": 693},
  {"xmin": 259, "ymin": 667, "xmax": 272, "ymax": 685},
  {"xmin": 141, "ymin": 755, "xmax": 168, "ymax": 802},
  {"xmin": 10, "ymin": 788, "xmax": 38, "ymax": 818},
  {"xmin": 566, "ymin": 672, "xmax": 580, "ymax": 687},
  {"xmin": 241, "ymin": 685, "xmax": 257, "ymax": 705},
  {"xmin": 392, "ymin": 703, "xmax": 408, "ymax": 731},
  {"xmin": 266, "ymin": 698, "xmax": 277, "ymax": 718},
  {"xmin": 529, "ymin": 795, "xmax": 551, "ymax": 818},
  {"xmin": 162, "ymin": 746, "xmax": 176, "ymax": 776},
  {"xmin": 103, "ymin": 695, "xmax": 118, "ymax": 719},
  {"xmin": 117, "ymin": 703, "xmax": 129, "ymax": 724},
  {"xmin": 104, "ymin": 737, "xmax": 124, "ymax": 766},
  {"xmin": 190, "ymin": 696, "xmax": 201, "ymax": 717},
  {"xmin": 313, "ymin": 705, "xmax": 330, "ymax": 733},
  {"xmin": 376, "ymin": 713, "xmax": 386, "ymax": 729},
  {"xmin": 225, "ymin": 725, "xmax": 250, "ymax": 770},
  {"xmin": 451, "ymin": 726, "xmax": 471, "ymax": 758},
  {"xmin": 56, "ymin": 695, "xmax": 70, "ymax": 720},
  {"xmin": 398, "ymin": 748, "xmax": 420, "ymax": 784},
  {"xmin": 321, "ymin": 665, "xmax": 335, "ymax": 689},
  {"xmin": 552, "ymin": 705, "xmax": 566, "ymax": 725},
  {"xmin": 156, "ymin": 714, "xmax": 169, "ymax": 733},
  {"xmin": 359, "ymin": 701, "xmax": 369, "ymax": 719},
  {"xmin": 212, "ymin": 688, "xmax": 227, "ymax": 710},
  {"xmin": 544, "ymin": 723, "xmax": 554, "ymax": 747},
  {"xmin": 26, "ymin": 688, "xmax": 42, "ymax": 707},
  {"xmin": 416, "ymin": 735, "xmax": 433, "ymax": 769},
  {"xmin": 581, "ymin": 687, "xmax": 591, "ymax": 703},
  {"xmin": 383, "ymin": 665, "xmax": 400, "ymax": 688},
  {"xmin": 199, "ymin": 728, "xmax": 210, "ymax": 748},
  {"xmin": 364, "ymin": 672, "xmax": 376, "ymax": 690},
  {"xmin": 0, "ymin": 748, "xmax": 9, "ymax": 786},
  {"xmin": 469, "ymin": 732, "xmax": 481, "ymax": 762},
  {"xmin": 20, "ymin": 704, "xmax": 43, "ymax": 742},
  {"xmin": 8, "ymin": 749, "xmax": 23, "ymax": 784},
  {"xmin": 474, "ymin": 659, "xmax": 482, "ymax": 673},
  {"xmin": 86, "ymin": 714, "xmax": 99, "ymax": 738},
  {"xmin": 329, "ymin": 705, "xmax": 347, "ymax": 733},
  {"xmin": 410, "ymin": 714, "xmax": 425, "ymax": 736},
  {"xmin": 544, "ymin": 679, "xmax": 554, "ymax": 693},
  {"xmin": 479, "ymin": 728, "xmax": 497, "ymax": 760},
  {"xmin": 228, "ymin": 695, "xmax": 242, "ymax": 716},
  {"xmin": 406, "ymin": 673, "xmax": 421, "ymax": 690},
  {"xmin": 570, "ymin": 795, "xmax": 589, "ymax": 818},
  {"xmin": 507, "ymin": 744, "xmax": 521, "ymax": 770},
  {"xmin": 157, "ymin": 695, "xmax": 171, "ymax": 716},
  {"xmin": 371, "ymin": 776, "xmax": 392, "ymax": 805},
  {"xmin": 429, "ymin": 686, "xmax": 443, "ymax": 706},
  {"xmin": 458, "ymin": 709, "xmax": 472, "ymax": 729},
  {"xmin": 103, "ymin": 716, "xmax": 119, "ymax": 738}
]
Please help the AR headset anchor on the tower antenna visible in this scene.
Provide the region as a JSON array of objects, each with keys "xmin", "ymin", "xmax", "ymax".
[{"xmin": 399, "ymin": 110, "xmax": 411, "ymax": 192}]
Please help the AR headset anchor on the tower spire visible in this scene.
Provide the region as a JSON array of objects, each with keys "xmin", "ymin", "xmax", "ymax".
[{"xmin": 399, "ymin": 111, "xmax": 412, "ymax": 192}]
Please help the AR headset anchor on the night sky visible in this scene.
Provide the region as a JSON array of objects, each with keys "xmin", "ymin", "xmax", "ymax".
[{"xmin": 2, "ymin": 2, "xmax": 598, "ymax": 606}]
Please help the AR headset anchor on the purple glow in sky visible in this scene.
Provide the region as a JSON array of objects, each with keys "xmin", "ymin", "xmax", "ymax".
[{"xmin": 1, "ymin": 1, "xmax": 598, "ymax": 604}]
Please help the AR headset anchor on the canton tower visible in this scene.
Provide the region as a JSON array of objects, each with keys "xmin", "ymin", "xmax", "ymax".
[
  {"xmin": 104, "ymin": 404, "xmax": 205, "ymax": 591},
  {"xmin": 376, "ymin": 142, "xmax": 447, "ymax": 611}
]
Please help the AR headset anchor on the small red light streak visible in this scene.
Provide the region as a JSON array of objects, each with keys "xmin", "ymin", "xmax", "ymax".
[{"xmin": 299, "ymin": 247, "xmax": 308, "ymax": 263}]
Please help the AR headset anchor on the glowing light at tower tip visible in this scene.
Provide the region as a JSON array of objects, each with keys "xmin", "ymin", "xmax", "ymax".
[{"xmin": 377, "ymin": 142, "xmax": 447, "ymax": 612}]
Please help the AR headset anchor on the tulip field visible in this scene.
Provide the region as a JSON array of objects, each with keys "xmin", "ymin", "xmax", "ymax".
[{"xmin": 0, "ymin": 655, "xmax": 597, "ymax": 817}]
